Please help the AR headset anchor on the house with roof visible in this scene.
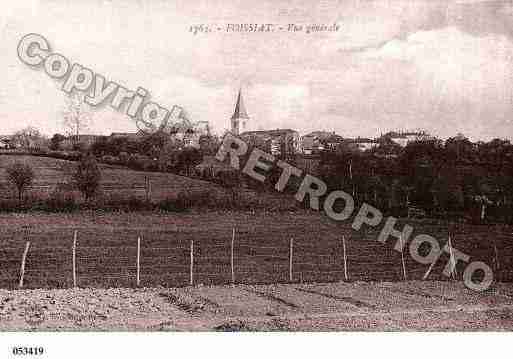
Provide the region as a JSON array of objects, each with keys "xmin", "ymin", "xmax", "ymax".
[
  {"xmin": 0, "ymin": 136, "xmax": 17, "ymax": 149},
  {"xmin": 109, "ymin": 132, "xmax": 142, "ymax": 140},
  {"xmin": 230, "ymin": 88, "xmax": 300, "ymax": 156},
  {"xmin": 381, "ymin": 130, "xmax": 433, "ymax": 147},
  {"xmin": 301, "ymin": 131, "xmax": 344, "ymax": 154},
  {"xmin": 343, "ymin": 137, "xmax": 379, "ymax": 152},
  {"xmin": 241, "ymin": 129, "xmax": 300, "ymax": 156},
  {"xmin": 169, "ymin": 121, "xmax": 210, "ymax": 149},
  {"xmin": 62, "ymin": 134, "xmax": 105, "ymax": 150}
]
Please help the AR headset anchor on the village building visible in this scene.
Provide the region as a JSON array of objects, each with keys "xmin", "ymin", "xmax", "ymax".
[
  {"xmin": 230, "ymin": 89, "xmax": 300, "ymax": 156},
  {"xmin": 0, "ymin": 136, "xmax": 18, "ymax": 149},
  {"xmin": 301, "ymin": 131, "xmax": 344, "ymax": 154},
  {"xmin": 168, "ymin": 121, "xmax": 210, "ymax": 149},
  {"xmin": 109, "ymin": 132, "xmax": 141, "ymax": 141},
  {"xmin": 381, "ymin": 130, "xmax": 434, "ymax": 147},
  {"xmin": 61, "ymin": 134, "xmax": 104, "ymax": 150},
  {"xmin": 343, "ymin": 137, "xmax": 379, "ymax": 152},
  {"xmin": 230, "ymin": 89, "xmax": 250, "ymax": 136}
]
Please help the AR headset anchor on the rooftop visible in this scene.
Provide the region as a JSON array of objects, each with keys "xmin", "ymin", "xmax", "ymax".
[{"xmin": 241, "ymin": 129, "xmax": 298, "ymax": 136}]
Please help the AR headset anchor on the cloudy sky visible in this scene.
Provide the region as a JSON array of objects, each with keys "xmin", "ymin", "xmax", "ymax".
[{"xmin": 1, "ymin": 0, "xmax": 512, "ymax": 140}]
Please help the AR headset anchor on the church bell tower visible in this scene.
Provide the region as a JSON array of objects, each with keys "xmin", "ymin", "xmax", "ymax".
[{"xmin": 231, "ymin": 89, "xmax": 250, "ymax": 135}]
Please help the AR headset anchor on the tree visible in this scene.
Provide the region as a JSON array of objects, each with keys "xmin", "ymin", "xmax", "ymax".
[
  {"xmin": 62, "ymin": 93, "xmax": 92, "ymax": 144},
  {"xmin": 445, "ymin": 133, "xmax": 475, "ymax": 164},
  {"xmin": 177, "ymin": 147, "xmax": 202, "ymax": 176},
  {"xmin": 90, "ymin": 136, "xmax": 109, "ymax": 157},
  {"xmin": 6, "ymin": 162, "xmax": 35, "ymax": 202},
  {"xmin": 49, "ymin": 133, "xmax": 66, "ymax": 151},
  {"xmin": 157, "ymin": 138, "xmax": 183, "ymax": 171},
  {"xmin": 73, "ymin": 153, "xmax": 101, "ymax": 201},
  {"xmin": 140, "ymin": 132, "xmax": 169, "ymax": 158},
  {"xmin": 199, "ymin": 134, "xmax": 220, "ymax": 156},
  {"xmin": 12, "ymin": 127, "xmax": 45, "ymax": 151}
]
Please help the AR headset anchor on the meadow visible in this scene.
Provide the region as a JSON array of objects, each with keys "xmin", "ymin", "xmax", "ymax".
[
  {"xmin": 0, "ymin": 154, "xmax": 510, "ymax": 290},
  {"xmin": 0, "ymin": 211, "xmax": 510, "ymax": 289},
  {"xmin": 0, "ymin": 155, "xmax": 221, "ymax": 201}
]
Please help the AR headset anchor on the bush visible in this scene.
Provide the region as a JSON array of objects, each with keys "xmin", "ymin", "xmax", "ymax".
[
  {"xmin": 118, "ymin": 151, "xmax": 130, "ymax": 164},
  {"xmin": 92, "ymin": 193, "xmax": 152, "ymax": 212},
  {"xmin": 127, "ymin": 154, "xmax": 154, "ymax": 171},
  {"xmin": 72, "ymin": 142, "xmax": 86, "ymax": 152},
  {"xmin": 156, "ymin": 190, "xmax": 214, "ymax": 212},
  {"xmin": 101, "ymin": 155, "xmax": 120, "ymax": 165},
  {"xmin": 45, "ymin": 187, "xmax": 78, "ymax": 212},
  {"xmin": 0, "ymin": 199, "xmax": 24, "ymax": 212},
  {"xmin": 156, "ymin": 196, "xmax": 188, "ymax": 212},
  {"xmin": 32, "ymin": 150, "xmax": 81, "ymax": 161}
]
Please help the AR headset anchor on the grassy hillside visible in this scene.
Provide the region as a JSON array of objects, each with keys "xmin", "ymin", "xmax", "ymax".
[
  {"xmin": 0, "ymin": 155, "xmax": 509, "ymax": 291},
  {"xmin": 0, "ymin": 155, "xmax": 221, "ymax": 201}
]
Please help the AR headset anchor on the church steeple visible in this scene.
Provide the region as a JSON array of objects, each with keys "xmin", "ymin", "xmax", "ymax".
[{"xmin": 231, "ymin": 89, "xmax": 249, "ymax": 135}]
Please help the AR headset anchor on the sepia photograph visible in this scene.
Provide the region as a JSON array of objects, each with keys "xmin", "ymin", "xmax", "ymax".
[{"xmin": 1, "ymin": 0, "xmax": 513, "ymax": 356}]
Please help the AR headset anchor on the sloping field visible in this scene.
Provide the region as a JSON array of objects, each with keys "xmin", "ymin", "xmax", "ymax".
[
  {"xmin": 0, "ymin": 211, "xmax": 511, "ymax": 289},
  {"xmin": 0, "ymin": 155, "xmax": 221, "ymax": 200}
]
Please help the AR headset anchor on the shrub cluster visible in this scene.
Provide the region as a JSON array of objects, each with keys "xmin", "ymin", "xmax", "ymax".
[{"xmin": 0, "ymin": 187, "xmax": 302, "ymax": 214}]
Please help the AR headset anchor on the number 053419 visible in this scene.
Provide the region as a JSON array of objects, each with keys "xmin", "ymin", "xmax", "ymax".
[{"xmin": 12, "ymin": 347, "xmax": 44, "ymax": 356}]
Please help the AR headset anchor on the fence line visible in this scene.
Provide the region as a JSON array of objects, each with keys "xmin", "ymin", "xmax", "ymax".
[{"xmin": 4, "ymin": 227, "xmax": 509, "ymax": 289}]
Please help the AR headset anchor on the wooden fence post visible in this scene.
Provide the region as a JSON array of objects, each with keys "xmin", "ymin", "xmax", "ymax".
[
  {"xmin": 400, "ymin": 234, "xmax": 407, "ymax": 281},
  {"xmin": 494, "ymin": 225, "xmax": 501, "ymax": 280},
  {"xmin": 448, "ymin": 234, "xmax": 456, "ymax": 279},
  {"xmin": 289, "ymin": 238, "xmax": 294, "ymax": 282},
  {"xmin": 145, "ymin": 176, "xmax": 151, "ymax": 202},
  {"xmin": 231, "ymin": 228, "xmax": 235, "ymax": 285},
  {"xmin": 342, "ymin": 235, "xmax": 348, "ymax": 281},
  {"xmin": 494, "ymin": 242, "xmax": 500, "ymax": 274},
  {"xmin": 19, "ymin": 241, "xmax": 30, "ymax": 289},
  {"xmin": 72, "ymin": 230, "xmax": 77, "ymax": 288},
  {"xmin": 137, "ymin": 237, "xmax": 141, "ymax": 287},
  {"xmin": 190, "ymin": 240, "xmax": 194, "ymax": 286},
  {"xmin": 423, "ymin": 257, "xmax": 437, "ymax": 280}
]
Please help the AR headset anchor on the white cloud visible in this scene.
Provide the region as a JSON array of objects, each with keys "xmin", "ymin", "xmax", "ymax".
[
  {"xmin": 363, "ymin": 26, "xmax": 513, "ymax": 99},
  {"xmin": 344, "ymin": 26, "xmax": 513, "ymax": 139}
]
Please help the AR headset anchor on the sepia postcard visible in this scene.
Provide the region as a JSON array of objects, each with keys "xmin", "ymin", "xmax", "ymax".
[{"xmin": 1, "ymin": 0, "xmax": 513, "ymax": 357}]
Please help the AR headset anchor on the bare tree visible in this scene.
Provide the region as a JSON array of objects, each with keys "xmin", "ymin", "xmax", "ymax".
[
  {"xmin": 6, "ymin": 162, "xmax": 35, "ymax": 202},
  {"xmin": 62, "ymin": 93, "xmax": 92, "ymax": 144}
]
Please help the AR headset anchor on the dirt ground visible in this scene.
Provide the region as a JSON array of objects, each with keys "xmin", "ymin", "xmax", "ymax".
[{"xmin": 1, "ymin": 280, "xmax": 513, "ymax": 331}]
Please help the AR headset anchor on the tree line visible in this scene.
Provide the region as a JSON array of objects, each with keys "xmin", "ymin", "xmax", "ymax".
[{"xmin": 315, "ymin": 136, "xmax": 513, "ymax": 223}]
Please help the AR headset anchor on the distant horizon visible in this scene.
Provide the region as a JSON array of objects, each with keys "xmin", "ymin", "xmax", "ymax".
[
  {"xmin": 2, "ymin": 1, "xmax": 513, "ymax": 142},
  {"xmin": 2, "ymin": 119, "xmax": 512, "ymax": 143}
]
